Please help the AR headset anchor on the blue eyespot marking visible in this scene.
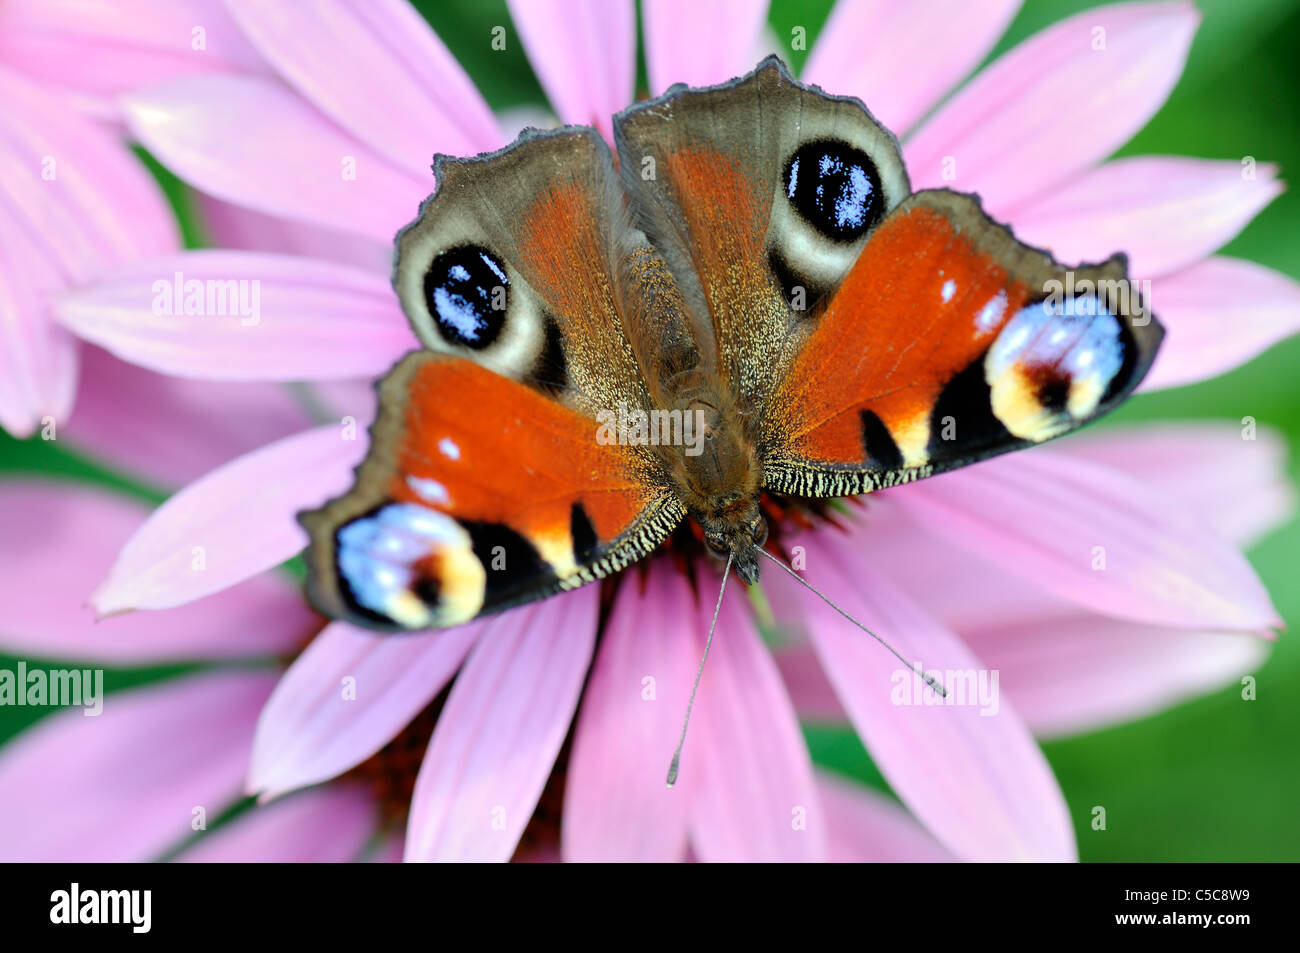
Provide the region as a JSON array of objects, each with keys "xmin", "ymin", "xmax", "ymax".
[
  {"xmin": 991, "ymin": 296, "xmax": 1123, "ymax": 381},
  {"xmin": 987, "ymin": 295, "xmax": 1126, "ymax": 429},
  {"xmin": 336, "ymin": 503, "xmax": 461, "ymax": 620},
  {"xmin": 423, "ymin": 245, "xmax": 509, "ymax": 348},
  {"xmin": 784, "ymin": 140, "xmax": 883, "ymax": 241}
]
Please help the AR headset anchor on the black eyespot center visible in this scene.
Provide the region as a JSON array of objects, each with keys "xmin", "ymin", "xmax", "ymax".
[
  {"xmin": 423, "ymin": 244, "xmax": 509, "ymax": 349},
  {"xmin": 1032, "ymin": 370, "xmax": 1072, "ymax": 413},
  {"xmin": 784, "ymin": 139, "xmax": 883, "ymax": 242}
]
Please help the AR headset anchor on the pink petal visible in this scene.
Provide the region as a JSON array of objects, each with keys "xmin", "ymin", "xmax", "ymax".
[
  {"xmin": 869, "ymin": 421, "xmax": 1293, "ymax": 635},
  {"xmin": 803, "ymin": 0, "xmax": 1022, "ymax": 135},
  {"xmin": 0, "ymin": 670, "xmax": 276, "ymax": 861},
  {"xmin": 817, "ymin": 772, "xmax": 954, "ymax": 862},
  {"xmin": 0, "ymin": 482, "xmax": 315, "ymax": 663},
  {"xmin": 773, "ymin": 643, "xmax": 848, "ymax": 722},
  {"xmin": 197, "ymin": 193, "xmax": 391, "ymax": 273},
  {"xmin": 55, "ymin": 251, "xmax": 416, "ymax": 380},
  {"xmin": 687, "ymin": 585, "xmax": 827, "ymax": 862},
  {"xmin": 847, "ymin": 497, "xmax": 1064, "ymax": 634},
  {"xmin": 0, "ymin": 64, "xmax": 177, "ymax": 436},
  {"xmin": 968, "ymin": 617, "xmax": 1269, "ymax": 739},
  {"xmin": 562, "ymin": 563, "xmax": 698, "ymax": 861},
  {"xmin": 1141, "ymin": 257, "xmax": 1300, "ymax": 390},
  {"xmin": 123, "ymin": 74, "xmax": 429, "ymax": 244},
  {"xmin": 248, "ymin": 619, "xmax": 481, "ymax": 799},
  {"xmin": 905, "ymin": 2, "xmax": 1200, "ymax": 216},
  {"xmin": 801, "ymin": 431, "xmax": 1287, "ymax": 745},
  {"xmin": 920, "ymin": 447, "xmax": 1274, "ymax": 631},
  {"xmin": 225, "ymin": 0, "xmax": 500, "ymax": 177},
  {"xmin": 66, "ymin": 345, "xmax": 316, "ymax": 490},
  {"xmin": 866, "ymin": 489, "xmax": 1276, "ymax": 740},
  {"xmin": 506, "ymin": 0, "xmax": 635, "ymax": 140},
  {"xmin": 889, "ymin": 448, "xmax": 1281, "ymax": 632},
  {"xmin": 91, "ymin": 425, "xmax": 366, "ymax": 614},
  {"xmin": 642, "ymin": 0, "xmax": 770, "ymax": 95},
  {"xmin": 309, "ymin": 378, "xmax": 380, "ymax": 427},
  {"xmin": 0, "ymin": 66, "xmax": 179, "ymax": 282},
  {"xmin": 0, "ymin": 0, "xmax": 267, "ymax": 114},
  {"xmin": 0, "ymin": 233, "xmax": 78, "ymax": 438},
  {"xmin": 767, "ymin": 538, "xmax": 1077, "ymax": 861},
  {"xmin": 176, "ymin": 783, "xmax": 378, "ymax": 862},
  {"xmin": 1055, "ymin": 423, "xmax": 1295, "ymax": 548},
  {"xmin": 404, "ymin": 588, "xmax": 598, "ymax": 862},
  {"xmin": 1010, "ymin": 157, "xmax": 1283, "ymax": 279}
]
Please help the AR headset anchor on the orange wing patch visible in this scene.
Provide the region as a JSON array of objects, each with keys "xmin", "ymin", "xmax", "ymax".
[
  {"xmin": 771, "ymin": 202, "xmax": 1033, "ymax": 466},
  {"xmin": 391, "ymin": 355, "xmax": 661, "ymax": 560}
]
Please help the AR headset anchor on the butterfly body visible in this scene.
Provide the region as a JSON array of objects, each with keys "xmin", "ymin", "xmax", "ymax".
[{"xmin": 300, "ymin": 57, "xmax": 1162, "ymax": 632}]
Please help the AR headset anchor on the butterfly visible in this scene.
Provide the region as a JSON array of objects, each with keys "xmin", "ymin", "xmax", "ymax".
[{"xmin": 300, "ymin": 56, "xmax": 1163, "ymax": 634}]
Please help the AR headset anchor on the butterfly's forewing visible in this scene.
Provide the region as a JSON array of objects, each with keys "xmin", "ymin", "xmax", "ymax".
[
  {"xmin": 760, "ymin": 190, "xmax": 1164, "ymax": 496},
  {"xmin": 393, "ymin": 127, "xmax": 651, "ymax": 415},
  {"xmin": 614, "ymin": 57, "xmax": 910, "ymax": 412},
  {"xmin": 302, "ymin": 128, "xmax": 687, "ymax": 630}
]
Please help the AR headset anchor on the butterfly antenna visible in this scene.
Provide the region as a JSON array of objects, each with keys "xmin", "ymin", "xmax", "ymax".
[
  {"xmin": 665, "ymin": 552, "xmax": 732, "ymax": 788},
  {"xmin": 757, "ymin": 548, "xmax": 946, "ymax": 698}
]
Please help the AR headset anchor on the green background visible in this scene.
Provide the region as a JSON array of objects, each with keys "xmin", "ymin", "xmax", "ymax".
[{"xmin": 1, "ymin": 0, "xmax": 1297, "ymax": 861}]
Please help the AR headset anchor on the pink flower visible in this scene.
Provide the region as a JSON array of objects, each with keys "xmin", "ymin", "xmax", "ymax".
[{"xmin": 4, "ymin": 0, "xmax": 1295, "ymax": 861}]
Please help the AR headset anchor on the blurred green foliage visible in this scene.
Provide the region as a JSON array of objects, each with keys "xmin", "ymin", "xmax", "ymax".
[{"xmin": 1, "ymin": 0, "xmax": 1296, "ymax": 861}]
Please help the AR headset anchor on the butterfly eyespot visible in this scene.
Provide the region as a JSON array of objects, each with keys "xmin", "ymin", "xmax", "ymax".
[
  {"xmin": 784, "ymin": 140, "xmax": 884, "ymax": 242},
  {"xmin": 985, "ymin": 295, "xmax": 1128, "ymax": 442},
  {"xmin": 333, "ymin": 503, "xmax": 484, "ymax": 629},
  {"xmin": 423, "ymin": 244, "xmax": 510, "ymax": 349}
]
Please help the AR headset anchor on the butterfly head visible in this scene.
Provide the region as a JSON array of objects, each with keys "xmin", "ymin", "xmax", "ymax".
[{"xmin": 696, "ymin": 498, "xmax": 767, "ymax": 585}]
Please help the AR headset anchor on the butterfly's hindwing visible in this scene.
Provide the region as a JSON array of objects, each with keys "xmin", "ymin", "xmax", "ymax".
[
  {"xmin": 301, "ymin": 352, "xmax": 684, "ymax": 630},
  {"xmin": 760, "ymin": 190, "xmax": 1163, "ymax": 496}
]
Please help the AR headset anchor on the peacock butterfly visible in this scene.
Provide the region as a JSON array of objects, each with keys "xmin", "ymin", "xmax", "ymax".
[{"xmin": 299, "ymin": 56, "xmax": 1162, "ymax": 640}]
